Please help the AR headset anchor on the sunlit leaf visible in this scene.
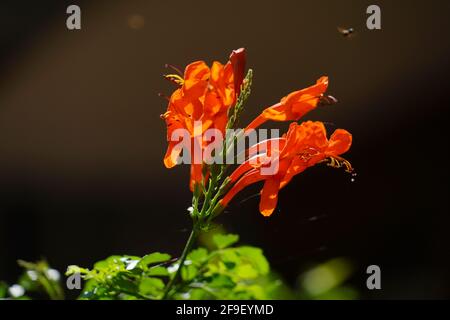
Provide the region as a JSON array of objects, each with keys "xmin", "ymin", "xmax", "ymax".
[
  {"xmin": 187, "ymin": 248, "xmax": 208, "ymax": 265},
  {"xmin": 139, "ymin": 253, "xmax": 171, "ymax": 270},
  {"xmin": 181, "ymin": 265, "xmax": 198, "ymax": 281},
  {"xmin": 212, "ymin": 234, "xmax": 239, "ymax": 249},
  {"xmin": 236, "ymin": 246, "xmax": 269, "ymax": 275},
  {"xmin": 139, "ymin": 277, "xmax": 165, "ymax": 297},
  {"xmin": 235, "ymin": 264, "xmax": 259, "ymax": 279},
  {"xmin": 146, "ymin": 266, "xmax": 169, "ymax": 277},
  {"xmin": 208, "ymin": 274, "xmax": 235, "ymax": 289}
]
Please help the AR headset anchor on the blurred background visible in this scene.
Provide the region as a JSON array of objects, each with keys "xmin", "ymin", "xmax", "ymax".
[{"xmin": 0, "ymin": 0, "xmax": 449, "ymax": 299}]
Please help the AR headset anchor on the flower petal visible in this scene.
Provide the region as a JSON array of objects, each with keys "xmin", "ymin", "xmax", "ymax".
[
  {"xmin": 163, "ymin": 141, "xmax": 183, "ymax": 168},
  {"xmin": 229, "ymin": 48, "xmax": 246, "ymax": 95},
  {"xmin": 183, "ymin": 61, "xmax": 210, "ymax": 97},
  {"xmin": 259, "ymin": 178, "xmax": 280, "ymax": 217},
  {"xmin": 280, "ymin": 157, "xmax": 307, "ymax": 189},
  {"xmin": 229, "ymin": 154, "xmax": 268, "ymax": 182},
  {"xmin": 260, "ymin": 76, "xmax": 329, "ymax": 123},
  {"xmin": 327, "ymin": 129, "xmax": 352, "ymax": 156},
  {"xmin": 220, "ymin": 169, "xmax": 266, "ymax": 207},
  {"xmin": 189, "ymin": 163, "xmax": 203, "ymax": 191}
]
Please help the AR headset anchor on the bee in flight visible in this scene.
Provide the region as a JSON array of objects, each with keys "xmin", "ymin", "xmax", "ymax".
[{"xmin": 337, "ymin": 27, "xmax": 356, "ymax": 38}]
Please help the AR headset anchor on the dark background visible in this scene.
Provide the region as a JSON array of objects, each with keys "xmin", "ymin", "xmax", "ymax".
[{"xmin": 0, "ymin": 0, "xmax": 449, "ymax": 299}]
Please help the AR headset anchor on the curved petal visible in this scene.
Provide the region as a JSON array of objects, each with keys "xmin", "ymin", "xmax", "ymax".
[
  {"xmin": 259, "ymin": 178, "xmax": 281, "ymax": 217},
  {"xmin": 245, "ymin": 114, "xmax": 270, "ymax": 132},
  {"xmin": 163, "ymin": 141, "xmax": 183, "ymax": 168},
  {"xmin": 290, "ymin": 94, "xmax": 321, "ymax": 119},
  {"xmin": 261, "ymin": 76, "xmax": 329, "ymax": 122},
  {"xmin": 220, "ymin": 169, "xmax": 266, "ymax": 207},
  {"xmin": 280, "ymin": 122, "xmax": 302, "ymax": 158},
  {"xmin": 228, "ymin": 154, "xmax": 267, "ymax": 182},
  {"xmin": 229, "ymin": 48, "xmax": 246, "ymax": 95},
  {"xmin": 246, "ymin": 138, "xmax": 285, "ymax": 159},
  {"xmin": 280, "ymin": 157, "xmax": 307, "ymax": 189},
  {"xmin": 183, "ymin": 61, "xmax": 210, "ymax": 98},
  {"xmin": 261, "ymin": 102, "xmax": 295, "ymax": 121},
  {"xmin": 299, "ymin": 121, "xmax": 328, "ymax": 151},
  {"xmin": 282, "ymin": 76, "xmax": 328, "ymax": 105},
  {"xmin": 327, "ymin": 129, "xmax": 352, "ymax": 156},
  {"xmin": 209, "ymin": 61, "xmax": 235, "ymax": 108},
  {"xmin": 184, "ymin": 61, "xmax": 210, "ymax": 81},
  {"xmin": 204, "ymin": 89, "xmax": 223, "ymax": 116},
  {"xmin": 189, "ymin": 163, "xmax": 203, "ymax": 191},
  {"xmin": 210, "ymin": 61, "xmax": 224, "ymax": 83}
]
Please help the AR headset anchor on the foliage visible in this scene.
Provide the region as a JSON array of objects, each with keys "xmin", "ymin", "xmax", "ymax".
[
  {"xmin": 65, "ymin": 233, "xmax": 277, "ymax": 300},
  {"xmin": 0, "ymin": 260, "xmax": 64, "ymax": 300},
  {"xmin": 1, "ymin": 244, "xmax": 358, "ymax": 300}
]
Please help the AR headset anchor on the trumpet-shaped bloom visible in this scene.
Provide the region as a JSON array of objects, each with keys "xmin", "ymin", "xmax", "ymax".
[
  {"xmin": 221, "ymin": 121, "xmax": 352, "ymax": 217},
  {"xmin": 161, "ymin": 49, "xmax": 246, "ymax": 190},
  {"xmin": 246, "ymin": 77, "xmax": 329, "ymax": 132}
]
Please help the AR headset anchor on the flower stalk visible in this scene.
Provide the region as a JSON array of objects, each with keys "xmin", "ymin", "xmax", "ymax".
[{"xmin": 161, "ymin": 227, "xmax": 198, "ymax": 299}]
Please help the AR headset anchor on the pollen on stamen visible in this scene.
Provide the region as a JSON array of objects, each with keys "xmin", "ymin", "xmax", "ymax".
[
  {"xmin": 324, "ymin": 156, "xmax": 355, "ymax": 177},
  {"xmin": 164, "ymin": 74, "xmax": 184, "ymax": 86}
]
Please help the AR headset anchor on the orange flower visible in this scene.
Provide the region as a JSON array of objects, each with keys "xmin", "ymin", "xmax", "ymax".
[
  {"xmin": 220, "ymin": 121, "xmax": 352, "ymax": 216},
  {"xmin": 161, "ymin": 49, "xmax": 247, "ymax": 190},
  {"xmin": 246, "ymin": 76, "xmax": 329, "ymax": 132}
]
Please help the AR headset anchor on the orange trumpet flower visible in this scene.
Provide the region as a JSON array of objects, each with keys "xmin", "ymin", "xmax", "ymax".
[
  {"xmin": 161, "ymin": 49, "xmax": 246, "ymax": 190},
  {"xmin": 246, "ymin": 76, "xmax": 329, "ymax": 132},
  {"xmin": 220, "ymin": 121, "xmax": 352, "ymax": 216}
]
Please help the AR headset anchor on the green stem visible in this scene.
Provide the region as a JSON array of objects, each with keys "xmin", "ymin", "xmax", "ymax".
[
  {"xmin": 199, "ymin": 175, "xmax": 217, "ymax": 217},
  {"xmin": 162, "ymin": 227, "xmax": 198, "ymax": 299}
]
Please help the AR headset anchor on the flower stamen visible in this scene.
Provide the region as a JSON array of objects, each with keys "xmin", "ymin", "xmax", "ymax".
[
  {"xmin": 323, "ymin": 156, "xmax": 354, "ymax": 173},
  {"xmin": 164, "ymin": 74, "xmax": 184, "ymax": 86},
  {"xmin": 165, "ymin": 63, "xmax": 183, "ymax": 75}
]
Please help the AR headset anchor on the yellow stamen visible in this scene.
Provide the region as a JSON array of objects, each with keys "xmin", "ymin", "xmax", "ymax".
[
  {"xmin": 324, "ymin": 156, "xmax": 354, "ymax": 173},
  {"xmin": 165, "ymin": 74, "xmax": 184, "ymax": 85}
]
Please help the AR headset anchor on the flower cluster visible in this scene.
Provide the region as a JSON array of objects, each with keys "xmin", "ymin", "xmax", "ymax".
[
  {"xmin": 161, "ymin": 49, "xmax": 246, "ymax": 190},
  {"xmin": 161, "ymin": 48, "xmax": 352, "ymax": 218}
]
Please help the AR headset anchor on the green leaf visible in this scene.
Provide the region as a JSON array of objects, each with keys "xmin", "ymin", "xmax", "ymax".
[
  {"xmin": 235, "ymin": 284, "xmax": 266, "ymax": 299},
  {"xmin": 66, "ymin": 265, "xmax": 89, "ymax": 276},
  {"xmin": 111, "ymin": 274, "xmax": 138, "ymax": 293},
  {"xmin": 93, "ymin": 260, "xmax": 110, "ymax": 272},
  {"xmin": 146, "ymin": 266, "xmax": 169, "ymax": 277},
  {"xmin": 208, "ymin": 274, "xmax": 235, "ymax": 289},
  {"xmin": 138, "ymin": 253, "xmax": 171, "ymax": 270},
  {"xmin": 185, "ymin": 288, "xmax": 208, "ymax": 300},
  {"xmin": 18, "ymin": 273, "xmax": 38, "ymax": 291},
  {"xmin": 212, "ymin": 234, "xmax": 239, "ymax": 249},
  {"xmin": 139, "ymin": 277, "xmax": 165, "ymax": 297},
  {"xmin": 235, "ymin": 264, "xmax": 259, "ymax": 279},
  {"xmin": 181, "ymin": 265, "xmax": 198, "ymax": 281},
  {"xmin": 218, "ymin": 249, "xmax": 240, "ymax": 264},
  {"xmin": 223, "ymin": 261, "xmax": 237, "ymax": 270},
  {"xmin": 187, "ymin": 248, "xmax": 208, "ymax": 265},
  {"xmin": 235, "ymin": 246, "xmax": 269, "ymax": 275}
]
